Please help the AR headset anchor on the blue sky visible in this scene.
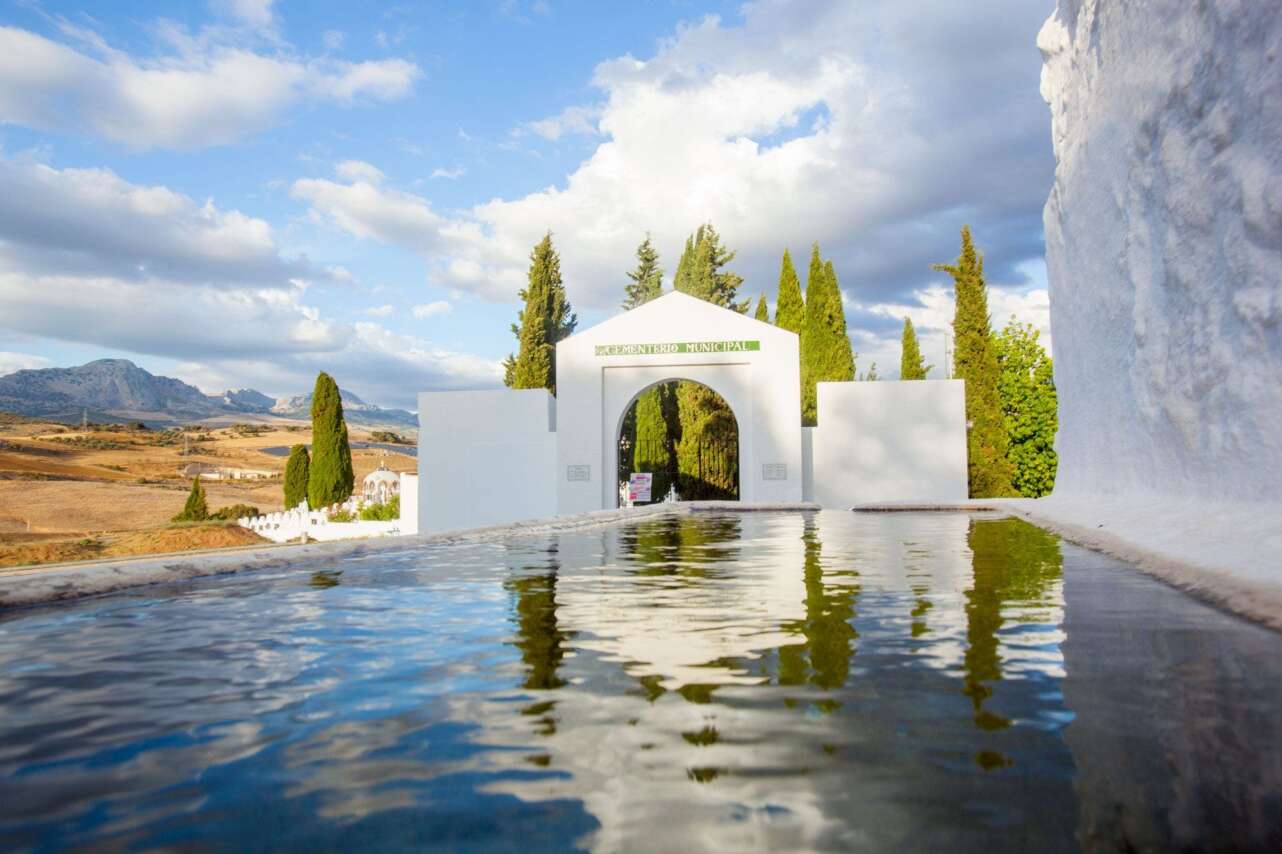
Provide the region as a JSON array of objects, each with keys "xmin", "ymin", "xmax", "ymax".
[{"xmin": 0, "ymin": 0, "xmax": 1055, "ymax": 408}]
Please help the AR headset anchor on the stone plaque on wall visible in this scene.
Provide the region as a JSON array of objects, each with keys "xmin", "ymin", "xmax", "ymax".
[
  {"xmin": 762, "ymin": 463, "xmax": 788, "ymax": 481},
  {"xmin": 566, "ymin": 465, "xmax": 591, "ymax": 482}
]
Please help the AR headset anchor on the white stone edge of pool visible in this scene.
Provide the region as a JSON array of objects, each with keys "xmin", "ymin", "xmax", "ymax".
[
  {"xmin": 3, "ymin": 497, "xmax": 1279, "ymax": 635},
  {"xmin": 0, "ymin": 501, "xmax": 814, "ymax": 611}
]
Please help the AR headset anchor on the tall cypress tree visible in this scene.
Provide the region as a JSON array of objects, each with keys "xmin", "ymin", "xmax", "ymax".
[
  {"xmin": 283, "ymin": 443, "xmax": 310, "ymax": 508},
  {"xmin": 623, "ymin": 234, "xmax": 663, "ymax": 310},
  {"xmin": 673, "ymin": 223, "xmax": 747, "ymax": 311},
  {"xmin": 900, "ymin": 317, "xmax": 932, "ymax": 380},
  {"xmin": 773, "ymin": 248, "xmax": 804, "ymax": 334},
  {"xmin": 307, "ymin": 371, "xmax": 355, "ymax": 508},
  {"xmin": 933, "ymin": 226, "xmax": 1016, "ymax": 497},
  {"xmin": 504, "ymin": 232, "xmax": 577, "ymax": 395},
  {"xmin": 800, "ymin": 246, "xmax": 855, "ymax": 425},
  {"xmin": 754, "ymin": 294, "xmax": 770, "ymax": 322},
  {"xmin": 620, "ymin": 238, "xmax": 673, "ymax": 499},
  {"xmin": 672, "ymin": 223, "xmax": 743, "ymax": 498}
]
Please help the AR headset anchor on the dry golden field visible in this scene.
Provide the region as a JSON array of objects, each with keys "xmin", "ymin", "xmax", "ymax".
[{"xmin": 0, "ymin": 414, "xmax": 416, "ymax": 567}]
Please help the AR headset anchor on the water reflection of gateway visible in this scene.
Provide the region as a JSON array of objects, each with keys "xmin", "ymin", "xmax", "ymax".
[{"xmin": 468, "ymin": 511, "xmax": 1071, "ymax": 850}]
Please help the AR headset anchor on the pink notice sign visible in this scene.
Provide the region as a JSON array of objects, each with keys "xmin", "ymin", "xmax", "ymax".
[{"xmin": 628, "ymin": 473, "xmax": 653, "ymax": 503}]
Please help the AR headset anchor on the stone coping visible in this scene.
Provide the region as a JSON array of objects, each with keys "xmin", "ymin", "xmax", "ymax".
[{"xmin": 0, "ymin": 502, "xmax": 819, "ymax": 611}]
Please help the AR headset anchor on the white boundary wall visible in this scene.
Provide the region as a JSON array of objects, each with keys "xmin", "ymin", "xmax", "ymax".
[
  {"xmin": 238, "ymin": 472, "xmax": 419, "ymax": 543},
  {"xmin": 418, "ymin": 388, "xmax": 556, "ymax": 534},
  {"xmin": 812, "ymin": 380, "xmax": 968, "ymax": 508}
]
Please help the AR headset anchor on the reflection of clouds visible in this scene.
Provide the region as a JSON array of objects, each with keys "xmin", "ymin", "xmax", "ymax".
[
  {"xmin": 0, "ymin": 510, "xmax": 1090, "ymax": 850},
  {"xmin": 553, "ymin": 515, "xmax": 808, "ymax": 690}
]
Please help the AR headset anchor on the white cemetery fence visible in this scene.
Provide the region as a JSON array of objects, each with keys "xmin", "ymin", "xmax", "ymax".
[{"xmin": 238, "ymin": 472, "xmax": 419, "ymax": 544}]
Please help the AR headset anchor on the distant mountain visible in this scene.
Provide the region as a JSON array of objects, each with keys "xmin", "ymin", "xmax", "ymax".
[
  {"xmin": 0, "ymin": 360, "xmax": 418, "ymax": 430},
  {"xmin": 0, "ymin": 359, "xmax": 220, "ymax": 421},
  {"xmin": 270, "ymin": 388, "xmax": 418, "ymax": 429},
  {"xmin": 216, "ymin": 388, "xmax": 276, "ymax": 413}
]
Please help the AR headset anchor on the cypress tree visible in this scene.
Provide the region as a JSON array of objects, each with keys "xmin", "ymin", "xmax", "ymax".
[
  {"xmin": 672, "ymin": 223, "xmax": 744, "ymax": 497},
  {"xmin": 623, "ymin": 234, "xmax": 663, "ymax": 310},
  {"xmin": 307, "ymin": 371, "xmax": 355, "ymax": 508},
  {"xmin": 774, "ymin": 248, "xmax": 804, "ymax": 334},
  {"xmin": 173, "ymin": 477, "xmax": 208, "ymax": 522},
  {"xmin": 632, "ymin": 384, "xmax": 675, "ymax": 500},
  {"xmin": 800, "ymin": 247, "xmax": 855, "ymax": 425},
  {"xmin": 933, "ymin": 226, "xmax": 1016, "ymax": 497},
  {"xmin": 283, "ymin": 443, "xmax": 310, "ymax": 508},
  {"xmin": 621, "ymin": 239, "xmax": 672, "ymax": 498},
  {"xmin": 900, "ymin": 317, "xmax": 932, "ymax": 380},
  {"xmin": 994, "ymin": 319, "xmax": 1058, "ymax": 497},
  {"xmin": 673, "ymin": 223, "xmax": 747, "ymax": 311},
  {"xmin": 754, "ymin": 294, "xmax": 770, "ymax": 322},
  {"xmin": 505, "ymin": 232, "xmax": 578, "ymax": 395}
]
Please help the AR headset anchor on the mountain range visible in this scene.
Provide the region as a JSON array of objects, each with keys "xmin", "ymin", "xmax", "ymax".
[{"xmin": 0, "ymin": 359, "xmax": 417, "ymax": 429}]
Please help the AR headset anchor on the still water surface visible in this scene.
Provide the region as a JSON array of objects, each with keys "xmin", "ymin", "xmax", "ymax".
[{"xmin": 1, "ymin": 511, "xmax": 1279, "ymax": 851}]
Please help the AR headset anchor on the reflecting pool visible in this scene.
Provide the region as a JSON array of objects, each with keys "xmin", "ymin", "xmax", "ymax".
[{"xmin": 1, "ymin": 511, "xmax": 1279, "ymax": 851}]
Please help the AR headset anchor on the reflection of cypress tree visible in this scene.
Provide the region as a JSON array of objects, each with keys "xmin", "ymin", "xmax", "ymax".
[
  {"xmin": 507, "ymin": 560, "xmax": 568, "ymax": 691},
  {"xmin": 779, "ymin": 515, "xmax": 859, "ymax": 692},
  {"xmin": 622, "ymin": 515, "xmax": 741, "ymax": 579},
  {"xmin": 962, "ymin": 517, "xmax": 1063, "ymax": 731}
]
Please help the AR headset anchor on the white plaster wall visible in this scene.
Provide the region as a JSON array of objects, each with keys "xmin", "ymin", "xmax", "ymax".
[
  {"xmin": 555, "ymin": 291, "xmax": 802, "ymax": 513},
  {"xmin": 811, "ymin": 380, "xmax": 968, "ymax": 508},
  {"xmin": 398, "ymin": 472, "xmax": 418, "ymax": 535},
  {"xmin": 1039, "ymin": 0, "xmax": 1282, "ymax": 502},
  {"xmin": 418, "ymin": 389, "xmax": 556, "ymax": 533}
]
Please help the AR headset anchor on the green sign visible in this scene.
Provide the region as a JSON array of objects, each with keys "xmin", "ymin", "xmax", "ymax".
[{"xmin": 594, "ymin": 340, "xmax": 760, "ymax": 357}]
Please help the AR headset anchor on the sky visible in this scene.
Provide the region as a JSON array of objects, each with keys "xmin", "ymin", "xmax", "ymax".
[{"xmin": 0, "ymin": 0, "xmax": 1057, "ymax": 409}]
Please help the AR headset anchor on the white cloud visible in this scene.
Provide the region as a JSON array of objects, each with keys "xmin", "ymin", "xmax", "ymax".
[
  {"xmin": 516, "ymin": 103, "xmax": 602, "ymax": 141},
  {"xmin": 212, "ymin": 0, "xmax": 276, "ymax": 28},
  {"xmin": 334, "ymin": 159, "xmax": 385, "ymax": 185},
  {"xmin": 290, "ymin": 0, "xmax": 1052, "ymax": 315},
  {"xmin": 321, "ymin": 30, "xmax": 345, "ymax": 51},
  {"xmin": 364, "ymin": 304, "xmax": 395, "ymax": 317},
  {"xmin": 0, "ymin": 271, "xmax": 347, "ymax": 359},
  {"xmin": 0, "ymin": 351, "xmax": 52, "ymax": 377},
  {"xmin": 430, "ymin": 165, "xmax": 466, "ymax": 180},
  {"xmin": 0, "ymin": 157, "xmax": 497, "ymax": 406},
  {"xmin": 0, "ymin": 156, "xmax": 326, "ymax": 287},
  {"xmin": 0, "ymin": 19, "xmax": 419, "ymax": 149},
  {"xmin": 411, "ymin": 300, "xmax": 452, "ymax": 319}
]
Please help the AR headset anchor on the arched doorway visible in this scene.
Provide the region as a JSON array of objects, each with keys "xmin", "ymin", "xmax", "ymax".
[{"xmin": 616, "ymin": 379, "xmax": 740, "ymax": 505}]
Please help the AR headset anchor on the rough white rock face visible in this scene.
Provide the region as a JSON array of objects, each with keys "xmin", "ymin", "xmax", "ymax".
[{"xmin": 1039, "ymin": 0, "xmax": 1282, "ymax": 502}]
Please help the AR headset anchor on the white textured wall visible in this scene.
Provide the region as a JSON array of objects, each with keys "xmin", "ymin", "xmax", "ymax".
[
  {"xmin": 418, "ymin": 389, "xmax": 557, "ymax": 534},
  {"xmin": 1039, "ymin": 0, "xmax": 1282, "ymax": 502},
  {"xmin": 811, "ymin": 380, "xmax": 968, "ymax": 508}
]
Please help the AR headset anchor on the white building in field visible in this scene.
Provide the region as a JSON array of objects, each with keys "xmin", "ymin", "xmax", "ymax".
[
  {"xmin": 418, "ymin": 291, "xmax": 968, "ymax": 534},
  {"xmin": 362, "ymin": 462, "xmax": 401, "ymax": 503}
]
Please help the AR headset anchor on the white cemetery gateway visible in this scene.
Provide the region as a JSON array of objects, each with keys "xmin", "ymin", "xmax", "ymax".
[{"xmin": 418, "ymin": 291, "xmax": 968, "ymax": 534}]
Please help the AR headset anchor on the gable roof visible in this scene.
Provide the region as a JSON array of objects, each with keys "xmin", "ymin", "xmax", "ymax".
[{"xmin": 561, "ymin": 290, "xmax": 791, "ymax": 346}]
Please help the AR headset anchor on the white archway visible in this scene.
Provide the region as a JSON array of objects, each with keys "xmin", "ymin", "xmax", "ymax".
[{"xmin": 612, "ymin": 376, "xmax": 742, "ymax": 505}]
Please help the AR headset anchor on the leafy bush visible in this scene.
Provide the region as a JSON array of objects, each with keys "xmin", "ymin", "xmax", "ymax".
[
  {"xmin": 359, "ymin": 495, "xmax": 400, "ymax": 521},
  {"xmin": 330, "ymin": 508, "xmax": 356, "ymax": 523},
  {"xmin": 210, "ymin": 504, "xmax": 259, "ymax": 521}
]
